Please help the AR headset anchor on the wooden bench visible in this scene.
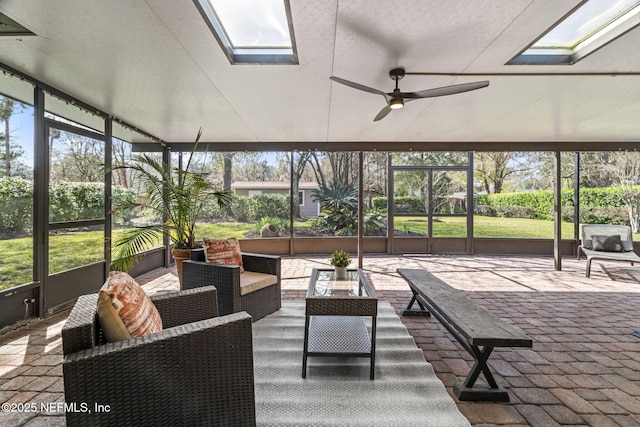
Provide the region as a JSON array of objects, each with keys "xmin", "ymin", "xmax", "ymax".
[
  {"xmin": 398, "ymin": 268, "xmax": 532, "ymax": 402},
  {"xmin": 577, "ymin": 224, "xmax": 640, "ymax": 278}
]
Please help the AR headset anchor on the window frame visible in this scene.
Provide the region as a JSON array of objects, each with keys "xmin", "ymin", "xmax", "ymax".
[
  {"xmin": 509, "ymin": 0, "xmax": 640, "ymax": 65},
  {"xmin": 193, "ymin": 0, "xmax": 298, "ymax": 65}
]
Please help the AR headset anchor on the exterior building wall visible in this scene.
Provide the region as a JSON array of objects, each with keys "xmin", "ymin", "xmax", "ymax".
[
  {"xmin": 231, "ymin": 185, "xmax": 320, "ymax": 217},
  {"xmin": 298, "ymin": 189, "xmax": 319, "ymax": 217}
]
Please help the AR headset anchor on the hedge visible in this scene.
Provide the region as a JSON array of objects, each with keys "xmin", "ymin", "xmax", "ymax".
[
  {"xmin": 371, "ymin": 196, "xmax": 426, "ymax": 213},
  {"xmin": 0, "ymin": 177, "xmax": 32, "ymax": 233},
  {"xmin": 200, "ymin": 193, "xmax": 291, "ymax": 223},
  {"xmin": 475, "ymin": 187, "xmax": 636, "ymax": 223},
  {"xmin": 0, "ymin": 177, "xmax": 137, "ymax": 235}
]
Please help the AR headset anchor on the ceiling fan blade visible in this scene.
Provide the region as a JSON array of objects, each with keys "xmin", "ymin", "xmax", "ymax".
[
  {"xmin": 400, "ymin": 81, "xmax": 490, "ymax": 99},
  {"xmin": 373, "ymin": 104, "xmax": 392, "ymax": 121},
  {"xmin": 330, "ymin": 76, "xmax": 388, "ymax": 97}
]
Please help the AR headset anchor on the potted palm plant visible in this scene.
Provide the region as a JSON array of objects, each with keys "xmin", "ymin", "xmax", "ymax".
[
  {"xmin": 109, "ymin": 129, "xmax": 230, "ymax": 283},
  {"xmin": 330, "ymin": 250, "xmax": 351, "ymax": 280}
]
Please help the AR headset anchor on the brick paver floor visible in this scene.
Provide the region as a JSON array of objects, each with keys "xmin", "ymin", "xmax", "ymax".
[{"xmin": 1, "ymin": 254, "xmax": 639, "ymax": 426}]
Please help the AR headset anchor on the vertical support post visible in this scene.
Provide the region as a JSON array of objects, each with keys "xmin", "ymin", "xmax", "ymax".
[
  {"xmin": 467, "ymin": 151, "xmax": 474, "ymax": 254},
  {"xmin": 163, "ymin": 147, "xmax": 172, "ymax": 268},
  {"xmin": 427, "ymin": 169, "xmax": 433, "ymax": 253},
  {"xmin": 554, "ymin": 150, "xmax": 562, "ymax": 271},
  {"xmin": 104, "ymin": 117, "xmax": 112, "ymax": 278},
  {"xmin": 33, "ymin": 86, "xmax": 46, "ymax": 318},
  {"xmin": 289, "ymin": 153, "xmax": 295, "ymax": 255},
  {"xmin": 358, "ymin": 151, "xmax": 364, "ymax": 268},
  {"xmin": 386, "ymin": 153, "xmax": 394, "ymax": 254},
  {"xmin": 574, "ymin": 152, "xmax": 580, "ymax": 255}
]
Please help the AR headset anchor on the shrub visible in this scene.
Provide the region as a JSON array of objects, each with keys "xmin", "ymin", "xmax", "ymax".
[
  {"xmin": 199, "ymin": 195, "xmax": 226, "ymax": 221},
  {"xmin": 249, "ymin": 194, "xmax": 289, "ymax": 220},
  {"xmin": 0, "ymin": 177, "xmax": 32, "ymax": 234},
  {"xmin": 494, "ymin": 206, "xmax": 535, "ymax": 218},
  {"xmin": 229, "ymin": 195, "xmax": 251, "ymax": 222},
  {"xmin": 363, "ymin": 208, "xmax": 387, "ymax": 234},
  {"xmin": 111, "ymin": 186, "xmax": 137, "ymax": 225},
  {"xmin": 49, "ymin": 182, "xmax": 77, "ymax": 222},
  {"xmin": 474, "ymin": 205, "xmax": 495, "ymax": 216},
  {"xmin": 562, "ymin": 206, "xmax": 628, "ymax": 225},
  {"xmin": 309, "ymin": 216, "xmax": 328, "ymax": 228},
  {"xmin": 370, "ymin": 196, "xmax": 426, "ymax": 213},
  {"xmin": 371, "ymin": 196, "xmax": 386, "ymax": 210},
  {"xmin": 474, "ymin": 187, "xmax": 633, "ymax": 221},
  {"xmin": 0, "ymin": 178, "xmax": 139, "ymax": 234}
]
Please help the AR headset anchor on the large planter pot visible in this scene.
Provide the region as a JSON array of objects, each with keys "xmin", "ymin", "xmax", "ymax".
[
  {"xmin": 172, "ymin": 247, "xmax": 204, "ymax": 285},
  {"xmin": 260, "ymin": 223, "xmax": 279, "ymax": 237}
]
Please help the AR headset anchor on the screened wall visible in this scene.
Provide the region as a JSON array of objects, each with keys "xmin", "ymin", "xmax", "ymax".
[{"xmin": 2, "ymin": 66, "xmax": 639, "ymax": 329}]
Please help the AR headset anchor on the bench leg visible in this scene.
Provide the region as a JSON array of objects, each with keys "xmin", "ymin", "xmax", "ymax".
[
  {"xmin": 402, "ymin": 291, "xmax": 431, "ymax": 317},
  {"xmin": 453, "ymin": 346, "xmax": 509, "ymax": 402},
  {"xmin": 586, "ymin": 258, "xmax": 592, "ymax": 278}
]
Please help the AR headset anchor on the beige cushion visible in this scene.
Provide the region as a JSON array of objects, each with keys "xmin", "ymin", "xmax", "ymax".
[
  {"xmin": 203, "ymin": 237, "xmax": 245, "ymax": 273},
  {"xmin": 97, "ymin": 271, "xmax": 163, "ymax": 342},
  {"xmin": 240, "ymin": 271, "xmax": 278, "ymax": 296}
]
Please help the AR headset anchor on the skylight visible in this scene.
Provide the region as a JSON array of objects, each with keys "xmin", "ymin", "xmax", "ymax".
[
  {"xmin": 0, "ymin": 12, "xmax": 34, "ymax": 36},
  {"xmin": 194, "ymin": 0, "xmax": 297, "ymax": 64},
  {"xmin": 510, "ymin": 0, "xmax": 640, "ymax": 65}
]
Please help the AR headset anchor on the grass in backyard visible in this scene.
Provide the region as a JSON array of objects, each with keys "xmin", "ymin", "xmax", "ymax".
[
  {"xmin": 0, "ymin": 216, "xmax": 587, "ymax": 289},
  {"xmin": 195, "ymin": 222, "xmax": 254, "ymax": 239},
  {"xmin": 394, "ymin": 216, "xmax": 574, "ymax": 239}
]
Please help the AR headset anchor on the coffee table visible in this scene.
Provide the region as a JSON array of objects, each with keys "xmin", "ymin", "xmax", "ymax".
[{"xmin": 302, "ymin": 268, "xmax": 378, "ymax": 379}]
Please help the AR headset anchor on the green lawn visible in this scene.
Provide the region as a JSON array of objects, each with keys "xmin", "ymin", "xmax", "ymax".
[
  {"xmin": 0, "ymin": 216, "xmax": 589, "ymax": 289},
  {"xmin": 195, "ymin": 222, "xmax": 254, "ymax": 240},
  {"xmin": 394, "ymin": 216, "xmax": 575, "ymax": 239}
]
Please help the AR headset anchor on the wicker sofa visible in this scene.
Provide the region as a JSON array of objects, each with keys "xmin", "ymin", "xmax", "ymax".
[
  {"xmin": 62, "ymin": 286, "xmax": 256, "ymax": 427},
  {"xmin": 182, "ymin": 251, "xmax": 281, "ymax": 321}
]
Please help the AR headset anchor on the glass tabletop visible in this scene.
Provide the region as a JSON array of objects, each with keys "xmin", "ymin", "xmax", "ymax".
[{"xmin": 312, "ymin": 269, "xmax": 369, "ymax": 297}]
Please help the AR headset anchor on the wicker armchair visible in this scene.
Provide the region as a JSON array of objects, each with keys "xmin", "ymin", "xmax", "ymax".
[
  {"xmin": 182, "ymin": 251, "xmax": 281, "ymax": 321},
  {"xmin": 62, "ymin": 286, "xmax": 256, "ymax": 427}
]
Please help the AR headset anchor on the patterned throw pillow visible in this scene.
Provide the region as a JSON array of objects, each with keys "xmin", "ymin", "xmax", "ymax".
[
  {"xmin": 203, "ymin": 237, "xmax": 245, "ymax": 273},
  {"xmin": 97, "ymin": 271, "xmax": 163, "ymax": 342}
]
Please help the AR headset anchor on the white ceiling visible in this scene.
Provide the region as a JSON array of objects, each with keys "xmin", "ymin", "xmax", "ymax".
[{"xmin": 1, "ymin": 0, "xmax": 640, "ymax": 148}]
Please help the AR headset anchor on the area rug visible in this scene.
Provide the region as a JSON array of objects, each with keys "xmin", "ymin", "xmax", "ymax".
[{"xmin": 252, "ymin": 302, "xmax": 470, "ymax": 426}]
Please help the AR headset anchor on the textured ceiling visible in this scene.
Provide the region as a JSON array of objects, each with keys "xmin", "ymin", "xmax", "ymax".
[{"xmin": 0, "ymin": 0, "xmax": 639, "ymax": 148}]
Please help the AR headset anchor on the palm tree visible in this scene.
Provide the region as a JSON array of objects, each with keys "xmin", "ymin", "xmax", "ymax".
[{"xmin": 110, "ymin": 129, "xmax": 230, "ymax": 273}]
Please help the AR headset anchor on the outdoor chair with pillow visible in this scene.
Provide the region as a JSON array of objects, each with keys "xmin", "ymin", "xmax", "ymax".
[
  {"xmin": 577, "ymin": 224, "xmax": 640, "ymax": 278},
  {"xmin": 62, "ymin": 273, "xmax": 256, "ymax": 427},
  {"xmin": 182, "ymin": 237, "xmax": 281, "ymax": 321}
]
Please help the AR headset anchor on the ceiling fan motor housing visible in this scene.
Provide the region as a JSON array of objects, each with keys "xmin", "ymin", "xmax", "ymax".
[{"xmin": 389, "ymin": 67, "xmax": 405, "ymax": 81}]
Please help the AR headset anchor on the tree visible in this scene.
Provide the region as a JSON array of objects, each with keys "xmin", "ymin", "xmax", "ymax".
[
  {"xmin": 50, "ymin": 133, "xmax": 103, "ymax": 182},
  {"xmin": 474, "ymin": 152, "xmax": 520, "ymax": 194},
  {"xmin": 605, "ymin": 151, "xmax": 640, "ymax": 232},
  {"xmin": 363, "ymin": 152, "xmax": 387, "ymax": 205},
  {"xmin": 0, "ymin": 96, "xmax": 24, "ymax": 177},
  {"xmin": 111, "ymin": 139, "xmax": 131, "ymax": 188},
  {"xmin": 290, "ymin": 152, "xmax": 311, "ymax": 218},
  {"xmin": 309, "ymin": 152, "xmax": 358, "ymax": 188},
  {"xmin": 222, "ymin": 153, "xmax": 234, "ymax": 193}
]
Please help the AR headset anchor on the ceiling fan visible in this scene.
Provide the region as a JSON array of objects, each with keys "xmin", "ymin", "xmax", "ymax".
[{"xmin": 330, "ymin": 67, "xmax": 489, "ymax": 121}]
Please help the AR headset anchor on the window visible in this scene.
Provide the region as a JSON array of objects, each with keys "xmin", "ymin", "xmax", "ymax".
[
  {"xmin": 298, "ymin": 190, "xmax": 304, "ymax": 206},
  {"xmin": 194, "ymin": 0, "xmax": 297, "ymax": 64},
  {"xmin": 0, "ymin": 12, "xmax": 34, "ymax": 36},
  {"xmin": 510, "ymin": 0, "xmax": 640, "ymax": 65}
]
